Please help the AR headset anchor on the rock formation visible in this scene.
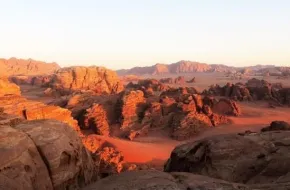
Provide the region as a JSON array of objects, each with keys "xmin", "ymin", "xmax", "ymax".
[
  {"xmin": 0, "ymin": 77, "xmax": 21, "ymax": 96},
  {"xmin": 174, "ymin": 76, "xmax": 185, "ymax": 84},
  {"xmin": 50, "ymin": 66, "xmax": 124, "ymax": 95},
  {"xmin": 204, "ymin": 78, "xmax": 290, "ymax": 106},
  {"xmin": 0, "ymin": 124, "xmax": 54, "ymax": 190},
  {"xmin": 119, "ymin": 90, "xmax": 145, "ymax": 129},
  {"xmin": 165, "ymin": 129, "xmax": 290, "ymax": 189},
  {"xmin": 212, "ymin": 98, "xmax": 241, "ymax": 116},
  {"xmin": 0, "ymin": 120, "xmax": 97, "ymax": 190},
  {"xmin": 261, "ymin": 120, "xmax": 290, "ymax": 132},
  {"xmin": 81, "ymin": 104, "xmax": 110, "ymax": 136},
  {"xmin": 0, "ymin": 94, "xmax": 80, "ymax": 134},
  {"xmin": 171, "ymin": 112, "xmax": 213, "ymax": 140},
  {"xmin": 0, "ymin": 57, "xmax": 60, "ymax": 76}
]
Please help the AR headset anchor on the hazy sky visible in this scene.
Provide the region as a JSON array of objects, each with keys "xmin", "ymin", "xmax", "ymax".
[{"xmin": 1, "ymin": 0, "xmax": 289, "ymax": 69}]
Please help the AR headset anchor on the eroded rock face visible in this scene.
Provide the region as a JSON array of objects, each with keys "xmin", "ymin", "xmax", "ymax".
[
  {"xmin": 0, "ymin": 77, "xmax": 21, "ymax": 96},
  {"xmin": 0, "ymin": 124, "xmax": 53, "ymax": 190},
  {"xmin": 212, "ymin": 98, "xmax": 241, "ymax": 116},
  {"xmin": 51, "ymin": 66, "xmax": 124, "ymax": 95},
  {"xmin": 119, "ymin": 90, "xmax": 145, "ymax": 129},
  {"xmin": 165, "ymin": 131, "xmax": 290, "ymax": 187},
  {"xmin": 15, "ymin": 120, "xmax": 97, "ymax": 189},
  {"xmin": 81, "ymin": 104, "xmax": 110, "ymax": 136}
]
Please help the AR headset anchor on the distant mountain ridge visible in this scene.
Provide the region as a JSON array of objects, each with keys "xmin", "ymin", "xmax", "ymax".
[
  {"xmin": 0, "ymin": 57, "xmax": 60, "ymax": 76},
  {"xmin": 117, "ymin": 60, "xmax": 282, "ymax": 75}
]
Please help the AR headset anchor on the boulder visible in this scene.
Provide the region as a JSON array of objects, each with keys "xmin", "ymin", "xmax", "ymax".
[
  {"xmin": 0, "ymin": 124, "xmax": 53, "ymax": 190},
  {"xmin": 15, "ymin": 120, "xmax": 97, "ymax": 189},
  {"xmin": 261, "ymin": 121, "xmax": 290, "ymax": 132},
  {"xmin": 165, "ymin": 131, "xmax": 290, "ymax": 187}
]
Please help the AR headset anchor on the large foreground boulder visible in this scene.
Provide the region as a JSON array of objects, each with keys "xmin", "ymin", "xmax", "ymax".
[
  {"xmin": 165, "ymin": 130, "xmax": 290, "ymax": 188},
  {"xmin": 15, "ymin": 120, "xmax": 97, "ymax": 189},
  {"xmin": 0, "ymin": 124, "xmax": 53, "ymax": 190}
]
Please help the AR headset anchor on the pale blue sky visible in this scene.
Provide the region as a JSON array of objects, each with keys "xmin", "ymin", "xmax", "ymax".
[{"xmin": 1, "ymin": 0, "xmax": 289, "ymax": 69}]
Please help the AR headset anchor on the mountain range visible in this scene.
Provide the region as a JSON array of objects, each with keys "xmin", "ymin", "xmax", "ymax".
[
  {"xmin": 0, "ymin": 57, "xmax": 60, "ymax": 76},
  {"xmin": 117, "ymin": 60, "xmax": 288, "ymax": 76}
]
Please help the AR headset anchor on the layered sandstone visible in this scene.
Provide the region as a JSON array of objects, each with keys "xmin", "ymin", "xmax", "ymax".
[{"xmin": 0, "ymin": 95, "xmax": 80, "ymax": 133}]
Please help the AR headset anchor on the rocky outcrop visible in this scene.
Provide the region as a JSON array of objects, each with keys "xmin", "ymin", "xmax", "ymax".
[
  {"xmin": 171, "ymin": 112, "xmax": 213, "ymax": 140},
  {"xmin": 0, "ymin": 57, "xmax": 60, "ymax": 76},
  {"xmin": 204, "ymin": 79, "xmax": 290, "ymax": 106},
  {"xmin": 81, "ymin": 104, "xmax": 110, "ymax": 136},
  {"xmin": 174, "ymin": 76, "xmax": 185, "ymax": 84},
  {"xmin": 16, "ymin": 120, "xmax": 96, "ymax": 189},
  {"xmin": 50, "ymin": 66, "xmax": 124, "ymax": 95},
  {"xmin": 212, "ymin": 98, "xmax": 241, "ymax": 116},
  {"xmin": 94, "ymin": 147, "xmax": 126, "ymax": 177},
  {"xmin": 0, "ymin": 95, "xmax": 80, "ymax": 134},
  {"xmin": 119, "ymin": 90, "xmax": 146, "ymax": 129},
  {"xmin": 83, "ymin": 170, "xmax": 250, "ymax": 190},
  {"xmin": 261, "ymin": 121, "xmax": 290, "ymax": 132},
  {"xmin": 164, "ymin": 130, "xmax": 290, "ymax": 188},
  {"xmin": 0, "ymin": 77, "xmax": 21, "ymax": 96},
  {"xmin": 0, "ymin": 120, "xmax": 97, "ymax": 190},
  {"xmin": 204, "ymin": 83, "xmax": 252, "ymax": 101}
]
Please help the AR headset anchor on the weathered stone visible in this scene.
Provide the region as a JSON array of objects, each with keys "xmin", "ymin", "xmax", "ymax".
[
  {"xmin": 15, "ymin": 120, "xmax": 97, "ymax": 189},
  {"xmin": 0, "ymin": 125, "xmax": 53, "ymax": 190}
]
